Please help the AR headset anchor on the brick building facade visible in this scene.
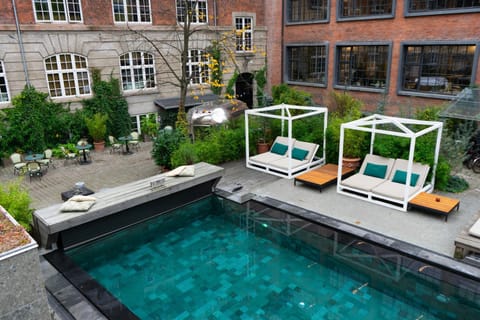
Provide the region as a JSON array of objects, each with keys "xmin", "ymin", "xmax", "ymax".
[
  {"xmin": 268, "ymin": 0, "xmax": 480, "ymax": 113},
  {"xmin": 0, "ymin": 0, "xmax": 267, "ymax": 129}
]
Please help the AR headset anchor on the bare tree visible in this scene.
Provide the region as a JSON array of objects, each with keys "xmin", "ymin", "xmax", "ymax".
[{"xmin": 127, "ymin": 0, "xmax": 214, "ymax": 134}]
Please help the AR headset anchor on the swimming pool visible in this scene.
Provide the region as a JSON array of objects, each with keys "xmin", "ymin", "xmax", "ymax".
[{"xmin": 49, "ymin": 196, "xmax": 480, "ymax": 319}]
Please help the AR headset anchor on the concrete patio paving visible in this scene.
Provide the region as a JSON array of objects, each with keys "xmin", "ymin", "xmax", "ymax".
[
  {"xmin": 1, "ymin": 141, "xmax": 479, "ymax": 258},
  {"xmin": 2, "ymin": 142, "xmax": 480, "ymax": 319}
]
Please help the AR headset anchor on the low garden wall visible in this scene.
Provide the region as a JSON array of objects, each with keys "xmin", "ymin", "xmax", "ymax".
[{"xmin": 0, "ymin": 206, "xmax": 51, "ymax": 320}]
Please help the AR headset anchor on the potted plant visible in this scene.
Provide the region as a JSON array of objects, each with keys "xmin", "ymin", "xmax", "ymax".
[
  {"xmin": 85, "ymin": 113, "xmax": 108, "ymax": 152},
  {"xmin": 252, "ymin": 116, "xmax": 272, "ymax": 154},
  {"xmin": 140, "ymin": 115, "xmax": 158, "ymax": 142},
  {"xmin": 325, "ymin": 92, "xmax": 367, "ymax": 168}
]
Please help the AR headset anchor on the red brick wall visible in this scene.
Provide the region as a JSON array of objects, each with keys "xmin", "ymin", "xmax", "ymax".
[
  {"xmin": 275, "ymin": 0, "xmax": 480, "ymax": 112},
  {"xmin": 4, "ymin": 1, "xmax": 265, "ymax": 27}
]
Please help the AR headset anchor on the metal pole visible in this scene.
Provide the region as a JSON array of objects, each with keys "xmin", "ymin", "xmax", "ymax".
[{"xmin": 11, "ymin": 0, "xmax": 30, "ymax": 86}]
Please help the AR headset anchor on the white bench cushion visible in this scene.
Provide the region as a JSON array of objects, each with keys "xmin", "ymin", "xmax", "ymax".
[{"xmin": 469, "ymin": 218, "xmax": 480, "ymax": 238}]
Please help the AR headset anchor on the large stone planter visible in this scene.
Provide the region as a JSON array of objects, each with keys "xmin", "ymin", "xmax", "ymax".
[{"xmin": 0, "ymin": 206, "xmax": 51, "ymax": 320}]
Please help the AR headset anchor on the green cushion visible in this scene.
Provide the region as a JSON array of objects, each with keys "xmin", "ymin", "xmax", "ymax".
[
  {"xmin": 270, "ymin": 142, "xmax": 288, "ymax": 155},
  {"xmin": 363, "ymin": 162, "xmax": 388, "ymax": 179},
  {"xmin": 392, "ymin": 170, "xmax": 420, "ymax": 187},
  {"xmin": 291, "ymin": 148, "xmax": 309, "ymax": 161}
]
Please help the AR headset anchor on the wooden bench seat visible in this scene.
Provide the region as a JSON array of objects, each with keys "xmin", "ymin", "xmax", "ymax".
[{"xmin": 33, "ymin": 162, "xmax": 224, "ymax": 249}]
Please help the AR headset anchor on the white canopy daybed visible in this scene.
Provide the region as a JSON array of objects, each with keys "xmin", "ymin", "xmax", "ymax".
[
  {"xmin": 336, "ymin": 114, "xmax": 443, "ymax": 211},
  {"xmin": 245, "ymin": 104, "xmax": 328, "ymax": 179}
]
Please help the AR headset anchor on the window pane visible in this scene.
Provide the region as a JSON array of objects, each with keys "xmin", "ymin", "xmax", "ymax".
[
  {"xmin": 402, "ymin": 44, "xmax": 475, "ymax": 95},
  {"xmin": 177, "ymin": 0, "xmax": 207, "ymax": 23},
  {"xmin": 34, "ymin": 0, "xmax": 51, "ymax": 21},
  {"xmin": 119, "ymin": 52, "xmax": 156, "ymax": 91},
  {"xmin": 115, "ymin": 0, "xmax": 151, "ymax": 22},
  {"xmin": 235, "ymin": 17, "xmax": 253, "ymax": 52},
  {"xmin": 336, "ymin": 45, "xmax": 388, "ymax": 88},
  {"xmin": 47, "ymin": 73, "xmax": 62, "ymax": 97},
  {"xmin": 68, "ymin": 0, "xmax": 82, "ymax": 21},
  {"xmin": 341, "ymin": 0, "xmax": 393, "ymax": 17},
  {"xmin": 113, "ymin": 0, "xmax": 126, "ymax": 22},
  {"xmin": 45, "ymin": 53, "xmax": 90, "ymax": 97},
  {"xmin": 409, "ymin": 0, "xmax": 480, "ymax": 12},
  {"xmin": 51, "ymin": 0, "xmax": 67, "ymax": 21},
  {"xmin": 34, "ymin": 0, "xmax": 82, "ymax": 22},
  {"xmin": 0, "ymin": 61, "xmax": 10, "ymax": 102},
  {"xmin": 45, "ymin": 56, "xmax": 58, "ymax": 71},
  {"xmin": 287, "ymin": 0, "xmax": 328, "ymax": 22},
  {"xmin": 287, "ymin": 46, "xmax": 327, "ymax": 84},
  {"xmin": 186, "ymin": 49, "xmax": 208, "ymax": 84}
]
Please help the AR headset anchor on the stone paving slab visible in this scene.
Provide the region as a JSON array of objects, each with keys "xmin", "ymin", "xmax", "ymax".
[{"xmin": 0, "ymin": 142, "xmax": 160, "ymax": 210}]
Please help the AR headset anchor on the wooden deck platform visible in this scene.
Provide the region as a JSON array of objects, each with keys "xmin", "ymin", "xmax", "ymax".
[
  {"xmin": 33, "ymin": 162, "xmax": 223, "ymax": 249},
  {"xmin": 294, "ymin": 163, "xmax": 355, "ymax": 191}
]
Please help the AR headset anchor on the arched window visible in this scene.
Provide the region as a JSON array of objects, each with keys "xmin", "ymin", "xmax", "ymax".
[
  {"xmin": 45, "ymin": 53, "xmax": 91, "ymax": 97},
  {"xmin": 120, "ymin": 52, "xmax": 156, "ymax": 91}
]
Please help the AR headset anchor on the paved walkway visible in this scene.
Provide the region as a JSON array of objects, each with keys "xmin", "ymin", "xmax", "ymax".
[
  {"xmin": 1, "ymin": 144, "xmax": 480, "ymax": 258},
  {"xmin": 1, "ymin": 142, "xmax": 161, "ymax": 210}
]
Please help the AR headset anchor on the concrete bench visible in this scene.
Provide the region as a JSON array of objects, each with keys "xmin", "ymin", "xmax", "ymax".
[{"xmin": 33, "ymin": 162, "xmax": 224, "ymax": 249}]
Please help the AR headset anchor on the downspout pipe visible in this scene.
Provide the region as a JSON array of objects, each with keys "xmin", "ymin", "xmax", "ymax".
[{"xmin": 11, "ymin": 0, "xmax": 30, "ymax": 86}]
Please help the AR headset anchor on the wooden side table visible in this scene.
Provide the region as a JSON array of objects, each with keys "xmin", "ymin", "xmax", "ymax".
[
  {"xmin": 294, "ymin": 164, "xmax": 355, "ymax": 192},
  {"xmin": 408, "ymin": 192, "xmax": 460, "ymax": 222}
]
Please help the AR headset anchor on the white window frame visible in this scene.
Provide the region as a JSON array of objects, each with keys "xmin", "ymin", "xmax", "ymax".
[
  {"xmin": 33, "ymin": 0, "xmax": 83, "ymax": 23},
  {"xmin": 186, "ymin": 49, "xmax": 209, "ymax": 85},
  {"xmin": 120, "ymin": 51, "xmax": 156, "ymax": 91},
  {"xmin": 176, "ymin": 0, "xmax": 208, "ymax": 24},
  {"xmin": 0, "ymin": 61, "xmax": 10, "ymax": 103},
  {"xmin": 235, "ymin": 16, "xmax": 253, "ymax": 52},
  {"xmin": 44, "ymin": 53, "xmax": 91, "ymax": 98},
  {"xmin": 131, "ymin": 112, "xmax": 158, "ymax": 134},
  {"xmin": 112, "ymin": 0, "xmax": 152, "ymax": 24}
]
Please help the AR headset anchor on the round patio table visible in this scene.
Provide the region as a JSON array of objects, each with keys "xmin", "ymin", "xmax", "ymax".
[
  {"xmin": 76, "ymin": 144, "xmax": 92, "ymax": 164},
  {"xmin": 25, "ymin": 153, "xmax": 44, "ymax": 162},
  {"xmin": 118, "ymin": 136, "xmax": 133, "ymax": 155}
]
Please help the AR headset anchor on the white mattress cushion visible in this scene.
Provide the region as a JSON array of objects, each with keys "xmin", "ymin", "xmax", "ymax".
[
  {"xmin": 269, "ymin": 157, "xmax": 307, "ymax": 171},
  {"xmin": 468, "ymin": 218, "xmax": 480, "ymax": 238},
  {"xmin": 371, "ymin": 180, "xmax": 421, "ymax": 201},
  {"xmin": 249, "ymin": 152, "xmax": 286, "ymax": 165},
  {"xmin": 340, "ymin": 174, "xmax": 385, "ymax": 192}
]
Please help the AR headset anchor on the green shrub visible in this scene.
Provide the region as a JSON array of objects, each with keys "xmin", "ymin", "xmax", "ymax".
[
  {"xmin": 433, "ymin": 159, "xmax": 451, "ymax": 191},
  {"xmin": 151, "ymin": 129, "xmax": 186, "ymax": 169},
  {"xmin": 444, "ymin": 175, "xmax": 469, "ymax": 193},
  {"xmin": 0, "ymin": 181, "xmax": 33, "ymax": 232},
  {"xmin": 4, "ymin": 85, "xmax": 71, "ymax": 154},
  {"xmin": 170, "ymin": 143, "xmax": 198, "ymax": 167},
  {"xmin": 271, "ymin": 84, "xmax": 313, "ymax": 106},
  {"xmin": 171, "ymin": 124, "xmax": 245, "ymax": 167},
  {"xmin": 325, "ymin": 92, "xmax": 367, "ymax": 162}
]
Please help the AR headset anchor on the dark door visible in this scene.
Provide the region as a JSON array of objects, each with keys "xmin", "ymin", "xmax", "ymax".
[{"xmin": 235, "ymin": 73, "xmax": 254, "ymax": 108}]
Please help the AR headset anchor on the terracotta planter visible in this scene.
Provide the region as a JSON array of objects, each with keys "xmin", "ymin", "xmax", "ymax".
[
  {"xmin": 256, "ymin": 142, "xmax": 270, "ymax": 154},
  {"xmin": 342, "ymin": 157, "xmax": 362, "ymax": 170},
  {"xmin": 93, "ymin": 141, "xmax": 105, "ymax": 152}
]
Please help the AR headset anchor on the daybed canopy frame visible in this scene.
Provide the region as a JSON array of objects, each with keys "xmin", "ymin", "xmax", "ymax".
[
  {"xmin": 245, "ymin": 103, "xmax": 328, "ymax": 179},
  {"xmin": 337, "ymin": 114, "xmax": 443, "ymax": 211}
]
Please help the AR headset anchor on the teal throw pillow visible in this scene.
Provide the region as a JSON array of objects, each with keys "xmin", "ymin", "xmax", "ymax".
[
  {"xmin": 392, "ymin": 170, "xmax": 420, "ymax": 187},
  {"xmin": 363, "ymin": 162, "xmax": 388, "ymax": 179},
  {"xmin": 291, "ymin": 148, "xmax": 309, "ymax": 161},
  {"xmin": 271, "ymin": 142, "xmax": 288, "ymax": 155}
]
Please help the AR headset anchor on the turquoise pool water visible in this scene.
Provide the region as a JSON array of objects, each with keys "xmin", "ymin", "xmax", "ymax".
[{"xmin": 67, "ymin": 196, "xmax": 480, "ymax": 319}]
